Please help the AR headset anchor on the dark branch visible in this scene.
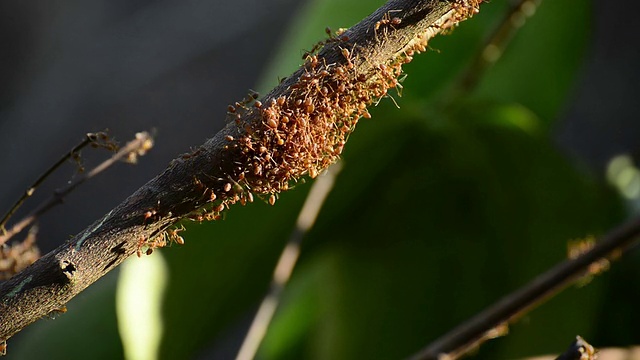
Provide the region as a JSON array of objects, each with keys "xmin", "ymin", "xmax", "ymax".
[
  {"xmin": 452, "ymin": 0, "xmax": 541, "ymax": 96},
  {"xmin": 407, "ymin": 216, "xmax": 640, "ymax": 360},
  {"xmin": 0, "ymin": 132, "xmax": 107, "ymax": 235},
  {"xmin": 0, "ymin": 0, "xmax": 483, "ymax": 345}
]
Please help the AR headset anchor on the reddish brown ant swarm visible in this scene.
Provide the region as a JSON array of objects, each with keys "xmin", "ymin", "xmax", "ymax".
[
  {"xmin": 218, "ymin": 42, "xmax": 408, "ymax": 204},
  {"xmin": 184, "ymin": 0, "xmax": 481, "ymax": 224}
]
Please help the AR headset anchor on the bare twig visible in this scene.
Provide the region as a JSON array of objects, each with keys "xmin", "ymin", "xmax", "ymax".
[
  {"xmin": 0, "ymin": 132, "xmax": 153, "ymax": 247},
  {"xmin": 0, "ymin": 225, "xmax": 40, "ymax": 281},
  {"xmin": 0, "ymin": 132, "xmax": 110, "ymax": 233},
  {"xmin": 407, "ymin": 216, "xmax": 640, "ymax": 360},
  {"xmin": 0, "ymin": 0, "xmax": 484, "ymax": 348},
  {"xmin": 235, "ymin": 162, "xmax": 342, "ymax": 360},
  {"xmin": 450, "ymin": 0, "xmax": 541, "ymax": 97}
]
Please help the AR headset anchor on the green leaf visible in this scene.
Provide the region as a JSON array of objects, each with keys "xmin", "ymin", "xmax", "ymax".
[
  {"xmin": 402, "ymin": 0, "xmax": 591, "ymax": 125},
  {"xmin": 116, "ymin": 253, "xmax": 169, "ymax": 360},
  {"xmin": 156, "ymin": 1, "xmax": 605, "ymax": 359},
  {"xmin": 257, "ymin": 102, "xmax": 621, "ymax": 359}
]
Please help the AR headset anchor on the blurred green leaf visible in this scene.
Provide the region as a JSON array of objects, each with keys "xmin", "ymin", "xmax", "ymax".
[
  {"xmin": 258, "ymin": 102, "xmax": 620, "ymax": 359},
  {"xmin": 258, "ymin": 0, "xmax": 383, "ymax": 93},
  {"xmin": 159, "ymin": 0, "xmax": 608, "ymax": 359},
  {"xmin": 472, "ymin": 0, "xmax": 591, "ymax": 123},
  {"xmin": 158, "ymin": 190, "xmax": 310, "ymax": 358},
  {"xmin": 116, "ymin": 252, "xmax": 169, "ymax": 360}
]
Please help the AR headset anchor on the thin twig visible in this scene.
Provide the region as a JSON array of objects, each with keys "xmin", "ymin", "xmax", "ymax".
[
  {"xmin": 0, "ymin": 132, "xmax": 153, "ymax": 247},
  {"xmin": 235, "ymin": 162, "xmax": 342, "ymax": 360},
  {"xmin": 407, "ymin": 216, "xmax": 640, "ymax": 360},
  {"xmin": 0, "ymin": 132, "xmax": 107, "ymax": 233},
  {"xmin": 449, "ymin": 0, "xmax": 541, "ymax": 98}
]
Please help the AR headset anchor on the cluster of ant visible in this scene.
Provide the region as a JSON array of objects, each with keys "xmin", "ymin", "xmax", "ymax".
[
  {"xmin": 187, "ymin": 174, "xmax": 261, "ymax": 222},
  {"xmin": 219, "ymin": 24, "xmax": 414, "ymax": 206},
  {"xmin": 374, "ymin": 11, "xmax": 402, "ymax": 40},
  {"xmin": 65, "ymin": 131, "xmax": 118, "ymax": 174},
  {"xmin": 136, "ymin": 225, "xmax": 186, "ymax": 257},
  {"xmin": 451, "ymin": 0, "xmax": 481, "ymax": 22}
]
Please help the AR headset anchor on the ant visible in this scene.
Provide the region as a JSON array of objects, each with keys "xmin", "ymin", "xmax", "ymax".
[{"xmin": 374, "ymin": 10, "xmax": 402, "ymax": 40}]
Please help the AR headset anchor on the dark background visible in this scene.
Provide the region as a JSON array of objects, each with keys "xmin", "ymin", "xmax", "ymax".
[{"xmin": 1, "ymin": 0, "xmax": 640, "ymax": 359}]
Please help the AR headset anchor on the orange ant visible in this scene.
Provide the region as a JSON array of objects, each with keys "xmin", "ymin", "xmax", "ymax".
[
  {"xmin": 374, "ymin": 10, "xmax": 402, "ymax": 40},
  {"xmin": 136, "ymin": 235, "xmax": 147, "ymax": 257},
  {"xmin": 302, "ymin": 26, "xmax": 348, "ymax": 60},
  {"xmin": 340, "ymin": 46, "xmax": 357, "ymax": 69},
  {"xmin": 143, "ymin": 210, "xmax": 157, "ymax": 222},
  {"xmin": 223, "ymin": 182, "xmax": 232, "ymax": 192},
  {"xmin": 227, "ymin": 90, "xmax": 261, "ymax": 124},
  {"xmin": 165, "ymin": 225, "xmax": 186, "ymax": 245}
]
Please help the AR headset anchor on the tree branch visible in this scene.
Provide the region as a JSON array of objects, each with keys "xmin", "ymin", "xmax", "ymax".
[{"xmin": 0, "ymin": 0, "xmax": 484, "ymax": 345}]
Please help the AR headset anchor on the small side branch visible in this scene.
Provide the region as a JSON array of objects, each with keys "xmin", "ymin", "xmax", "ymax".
[
  {"xmin": 407, "ymin": 216, "xmax": 640, "ymax": 360},
  {"xmin": 0, "ymin": 132, "xmax": 153, "ymax": 247},
  {"xmin": 452, "ymin": 0, "xmax": 541, "ymax": 97},
  {"xmin": 0, "ymin": 132, "xmax": 109, "ymax": 233},
  {"xmin": 235, "ymin": 163, "xmax": 342, "ymax": 360}
]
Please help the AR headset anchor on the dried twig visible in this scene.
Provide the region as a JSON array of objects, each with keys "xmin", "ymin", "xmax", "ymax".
[
  {"xmin": 235, "ymin": 162, "xmax": 342, "ymax": 360},
  {"xmin": 407, "ymin": 216, "xmax": 640, "ymax": 360},
  {"xmin": 0, "ymin": 131, "xmax": 112, "ymax": 234},
  {"xmin": 451, "ymin": 0, "xmax": 541, "ymax": 97},
  {"xmin": 0, "ymin": 132, "xmax": 153, "ymax": 247}
]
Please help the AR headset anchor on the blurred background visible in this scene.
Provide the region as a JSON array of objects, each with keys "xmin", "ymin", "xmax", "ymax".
[{"xmin": 1, "ymin": 0, "xmax": 640, "ymax": 359}]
